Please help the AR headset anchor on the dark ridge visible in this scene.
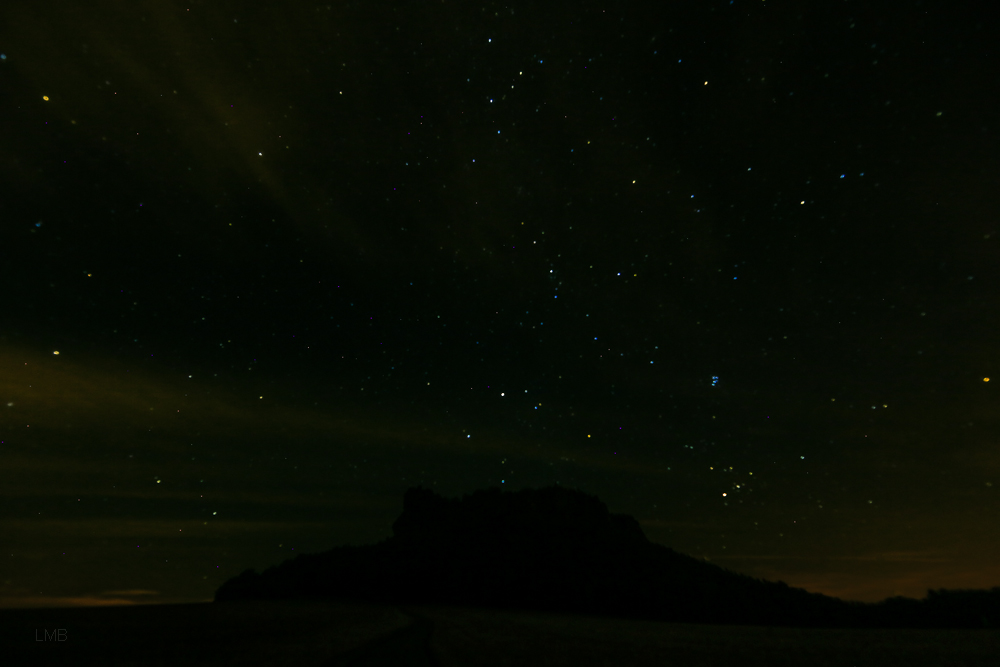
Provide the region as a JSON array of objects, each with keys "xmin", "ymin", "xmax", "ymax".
[{"xmin": 215, "ymin": 485, "xmax": 1000, "ymax": 628}]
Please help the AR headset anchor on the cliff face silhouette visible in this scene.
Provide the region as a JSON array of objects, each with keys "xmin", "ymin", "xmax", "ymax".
[{"xmin": 215, "ymin": 485, "xmax": 999, "ymax": 628}]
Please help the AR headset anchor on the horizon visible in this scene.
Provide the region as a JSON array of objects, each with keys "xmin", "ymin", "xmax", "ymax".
[{"xmin": 3, "ymin": 483, "xmax": 995, "ymax": 611}]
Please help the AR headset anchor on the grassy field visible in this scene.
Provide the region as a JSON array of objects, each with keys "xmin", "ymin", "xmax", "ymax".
[
  {"xmin": 415, "ymin": 604, "xmax": 1000, "ymax": 667},
  {"xmin": 1, "ymin": 599, "xmax": 410, "ymax": 667},
  {"xmin": 3, "ymin": 599, "xmax": 998, "ymax": 666}
]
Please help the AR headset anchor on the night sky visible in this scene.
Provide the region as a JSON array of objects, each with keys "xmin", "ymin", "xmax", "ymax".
[{"xmin": 2, "ymin": 0, "xmax": 998, "ymax": 608}]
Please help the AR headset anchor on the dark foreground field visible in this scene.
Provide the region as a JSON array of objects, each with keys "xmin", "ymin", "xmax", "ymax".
[{"xmin": 4, "ymin": 598, "xmax": 999, "ymax": 667}]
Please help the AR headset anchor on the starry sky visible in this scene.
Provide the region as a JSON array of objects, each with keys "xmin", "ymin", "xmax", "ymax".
[{"xmin": 2, "ymin": 0, "xmax": 998, "ymax": 608}]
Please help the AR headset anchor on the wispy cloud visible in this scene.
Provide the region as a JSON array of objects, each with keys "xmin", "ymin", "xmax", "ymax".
[{"xmin": 0, "ymin": 595, "xmax": 142, "ymax": 609}]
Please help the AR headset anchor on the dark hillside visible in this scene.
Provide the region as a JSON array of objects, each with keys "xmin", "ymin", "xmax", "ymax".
[{"xmin": 216, "ymin": 486, "xmax": 999, "ymax": 628}]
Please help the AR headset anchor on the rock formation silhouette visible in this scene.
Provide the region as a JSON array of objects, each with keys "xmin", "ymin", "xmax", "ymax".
[{"xmin": 215, "ymin": 485, "xmax": 999, "ymax": 628}]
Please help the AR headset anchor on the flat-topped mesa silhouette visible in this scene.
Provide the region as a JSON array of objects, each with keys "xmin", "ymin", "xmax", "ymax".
[{"xmin": 215, "ymin": 485, "xmax": 1000, "ymax": 628}]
